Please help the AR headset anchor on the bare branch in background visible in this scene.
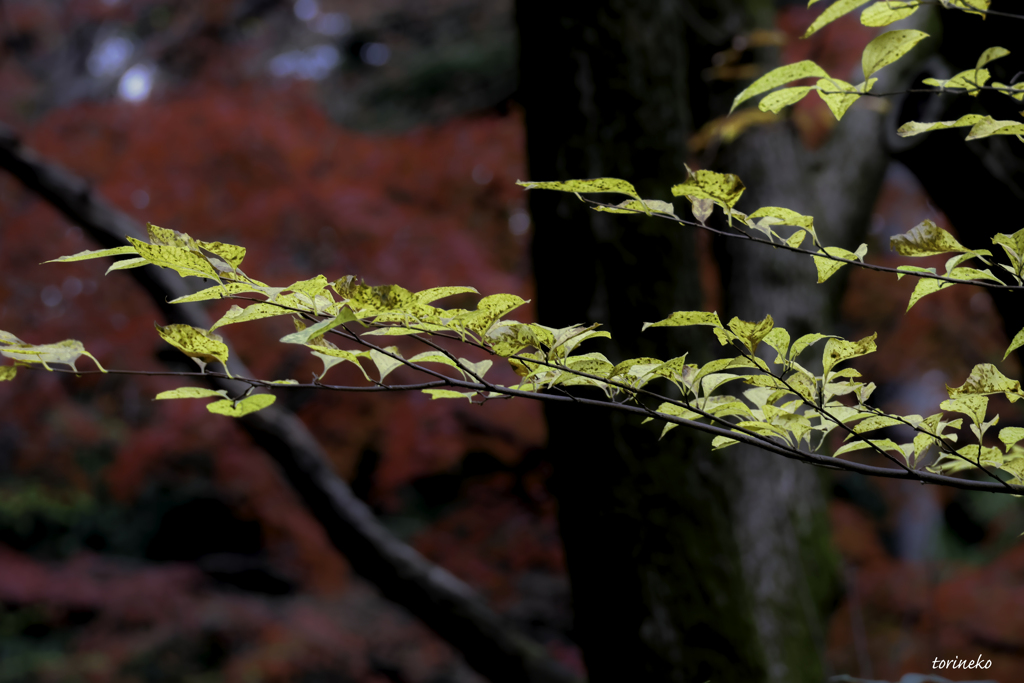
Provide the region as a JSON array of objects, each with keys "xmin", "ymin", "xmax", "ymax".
[{"xmin": 0, "ymin": 121, "xmax": 583, "ymax": 683}]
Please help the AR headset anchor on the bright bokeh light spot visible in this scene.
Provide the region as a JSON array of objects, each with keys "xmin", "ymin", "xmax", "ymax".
[
  {"xmin": 131, "ymin": 189, "xmax": 150, "ymax": 209},
  {"xmin": 87, "ymin": 36, "xmax": 133, "ymax": 78},
  {"xmin": 314, "ymin": 13, "xmax": 350, "ymax": 36},
  {"xmin": 41, "ymin": 285, "xmax": 62, "ymax": 308},
  {"xmin": 360, "ymin": 42, "xmax": 390, "ymax": 67},
  {"xmin": 293, "ymin": 0, "xmax": 318, "ymax": 21},
  {"xmin": 268, "ymin": 45, "xmax": 340, "ymax": 80},
  {"xmin": 117, "ymin": 64, "xmax": 155, "ymax": 102},
  {"xmin": 472, "ymin": 165, "xmax": 493, "ymax": 185},
  {"xmin": 509, "ymin": 211, "xmax": 531, "ymax": 236},
  {"xmin": 62, "ymin": 277, "xmax": 83, "ymax": 299}
]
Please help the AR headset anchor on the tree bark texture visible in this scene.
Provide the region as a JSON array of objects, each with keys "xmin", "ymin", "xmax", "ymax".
[{"xmin": 517, "ymin": 2, "xmax": 838, "ymax": 681}]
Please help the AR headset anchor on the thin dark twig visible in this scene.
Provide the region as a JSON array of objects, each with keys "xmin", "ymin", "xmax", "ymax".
[{"xmin": 576, "ymin": 198, "xmax": 1024, "ymax": 292}]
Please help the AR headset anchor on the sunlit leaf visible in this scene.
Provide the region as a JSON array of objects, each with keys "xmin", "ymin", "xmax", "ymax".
[
  {"xmin": 44, "ymin": 245, "xmax": 137, "ymax": 264},
  {"xmin": 804, "ymin": 0, "xmax": 874, "ymax": 38},
  {"xmin": 422, "ymin": 389, "xmax": 476, "ymax": 401},
  {"xmin": 890, "ymin": 219, "xmax": 969, "ymax": 256},
  {"xmin": 154, "ymin": 387, "xmax": 229, "ymax": 400},
  {"xmin": 671, "ymin": 169, "xmax": 746, "ymax": 209},
  {"xmin": 0, "ymin": 331, "xmax": 106, "ymax": 372},
  {"xmin": 368, "ymin": 348, "xmax": 405, "ymax": 382},
  {"xmin": 861, "ymin": 30, "xmax": 929, "ymax": 79},
  {"xmin": 730, "ymin": 60, "xmax": 830, "ymax": 112},
  {"xmin": 947, "ymin": 363, "xmax": 1024, "ymax": 402},
  {"xmin": 105, "ymin": 257, "xmax": 149, "ymax": 274},
  {"xmin": 758, "ymin": 86, "xmax": 816, "ymax": 113},
  {"xmin": 812, "ymin": 245, "xmax": 866, "ymax": 283},
  {"xmin": 155, "ymin": 323, "xmax": 230, "ymax": 375},
  {"xmin": 940, "ymin": 395, "xmax": 989, "ymax": 426},
  {"xmin": 169, "ymin": 281, "xmax": 267, "ymax": 304},
  {"xmin": 822, "ymin": 333, "xmax": 877, "ymax": 376},
  {"xmin": 206, "ymin": 394, "xmax": 276, "ymax": 417},
  {"xmin": 642, "ymin": 310, "xmax": 723, "ymax": 332},
  {"xmin": 592, "ymin": 198, "xmax": 676, "ymax": 216},
  {"xmin": 938, "ymin": 0, "xmax": 990, "ymax": 19},
  {"xmin": 923, "ymin": 68, "xmax": 991, "ymax": 97},
  {"xmin": 906, "ymin": 278, "xmax": 953, "ymax": 311},
  {"xmin": 727, "ymin": 314, "xmax": 775, "ymax": 353},
  {"xmin": 816, "ymin": 78, "xmax": 860, "ymax": 120},
  {"xmin": 278, "ymin": 310, "xmax": 358, "ymax": 344},
  {"xmin": 860, "ymin": 0, "xmax": 919, "ymax": 26},
  {"xmin": 517, "ymin": 178, "xmax": 640, "ymax": 199},
  {"xmin": 897, "ymin": 114, "xmax": 987, "ymax": 137},
  {"xmin": 965, "ymin": 117, "xmax": 1024, "ymax": 141},
  {"xmin": 196, "ymin": 240, "xmax": 246, "ymax": 268},
  {"xmin": 0, "ymin": 366, "xmax": 15, "ymax": 381},
  {"xmin": 999, "ymin": 427, "xmax": 1024, "ymax": 449}
]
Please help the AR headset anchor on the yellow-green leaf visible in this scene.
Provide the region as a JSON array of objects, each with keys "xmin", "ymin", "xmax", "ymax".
[
  {"xmin": 812, "ymin": 245, "xmax": 865, "ymax": 283},
  {"xmin": 896, "ymin": 114, "xmax": 987, "ymax": 137},
  {"xmin": 206, "ymin": 394, "xmax": 276, "ymax": 417},
  {"xmin": 1005, "ymin": 326, "xmax": 1024, "ymax": 361},
  {"xmin": 923, "ymin": 68, "xmax": 991, "ymax": 96},
  {"xmin": 999, "ymin": 427, "xmax": 1024, "ymax": 449},
  {"xmin": 860, "ymin": 0, "xmax": 919, "ymax": 26},
  {"xmin": 642, "ymin": 310, "xmax": 723, "ymax": 332},
  {"xmin": 368, "ymin": 348, "xmax": 405, "ymax": 382},
  {"xmin": 671, "ymin": 169, "xmax": 746, "ymax": 209},
  {"xmin": 127, "ymin": 237, "xmax": 220, "ymax": 281},
  {"xmin": 940, "ymin": 395, "xmax": 988, "ymax": 427},
  {"xmin": 731, "ymin": 60, "xmax": 830, "ymax": 112},
  {"xmin": 155, "ymin": 323, "xmax": 230, "ymax": 373},
  {"xmin": 763, "ymin": 327, "xmax": 791, "ymax": 364},
  {"xmin": 278, "ymin": 310, "xmax": 358, "ymax": 344},
  {"xmin": 712, "ymin": 435, "xmax": 740, "ymax": 450},
  {"xmin": 0, "ymin": 331, "xmax": 106, "ymax": 372},
  {"xmin": 939, "ymin": 0, "xmax": 990, "ymax": 19},
  {"xmin": 44, "ymin": 245, "xmax": 138, "ymax": 264},
  {"xmin": 169, "ymin": 282, "xmax": 267, "ymax": 304},
  {"xmin": 816, "ymin": 78, "xmax": 860, "ymax": 120},
  {"xmin": 834, "ymin": 438, "xmax": 902, "ymax": 458},
  {"xmin": 890, "ymin": 219, "xmax": 969, "ymax": 256},
  {"xmin": 849, "ymin": 414, "xmax": 904, "ymax": 436},
  {"xmin": 592, "ymin": 198, "xmax": 675, "ymax": 216},
  {"xmin": 906, "ymin": 278, "xmax": 953, "ymax": 311},
  {"xmin": 804, "ymin": 0, "xmax": 874, "ymax": 38},
  {"xmin": 458, "ymin": 357, "xmax": 494, "ymax": 380},
  {"xmin": 861, "ymin": 30, "xmax": 929, "ymax": 79},
  {"xmin": 311, "ymin": 349, "xmax": 371, "ymax": 382},
  {"xmin": 895, "ymin": 266, "xmax": 937, "ymax": 280},
  {"xmin": 155, "ymin": 387, "xmax": 230, "ymax": 400},
  {"xmin": 516, "ymin": 178, "xmax": 640, "ymax": 199},
  {"xmin": 727, "ymin": 314, "xmax": 774, "ymax": 353},
  {"xmin": 786, "ymin": 230, "xmax": 807, "ymax": 249},
  {"xmin": 0, "ymin": 366, "xmax": 16, "ymax": 381},
  {"xmin": 758, "ymin": 86, "xmax": 816, "ymax": 113},
  {"xmin": 105, "ymin": 257, "xmax": 149, "ymax": 274},
  {"xmin": 991, "ymin": 81, "xmax": 1024, "ymax": 102},
  {"xmin": 947, "ymin": 363, "xmax": 1024, "ymax": 402},
  {"xmin": 974, "ymin": 46, "xmax": 1007, "ymax": 69},
  {"xmin": 422, "ymin": 389, "xmax": 476, "ymax": 401},
  {"xmin": 415, "ymin": 286, "xmax": 480, "ymax": 304},
  {"xmin": 822, "ymin": 333, "xmax": 877, "ymax": 376},
  {"xmin": 965, "ymin": 117, "xmax": 1024, "ymax": 141},
  {"xmin": 197, "ymin": 240, "xmax": 246, "ymax": 268}
]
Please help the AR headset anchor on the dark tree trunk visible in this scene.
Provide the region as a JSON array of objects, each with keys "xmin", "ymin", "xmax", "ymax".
[{"xmin": 516, "ymin": 2, "xmax": 835, "ymax": 681}]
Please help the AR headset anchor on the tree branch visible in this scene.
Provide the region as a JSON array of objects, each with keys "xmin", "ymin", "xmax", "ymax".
[{"xmin": 0, "ymin": 121, "xmax": 583, "ymax": 683}]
